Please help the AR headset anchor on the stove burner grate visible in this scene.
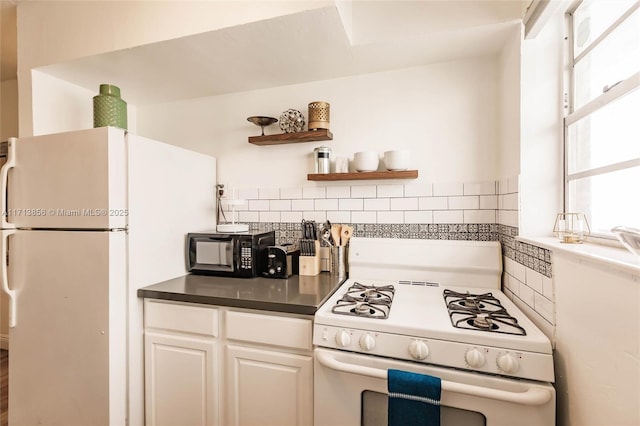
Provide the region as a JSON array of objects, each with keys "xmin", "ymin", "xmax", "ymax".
[
  {"xmin": 443, "ymin": 289, "xmax": 526, "ymax": 336},
  {"xmin": 331, "ymin": 282, "xmax": 394, "ymax": 319}
]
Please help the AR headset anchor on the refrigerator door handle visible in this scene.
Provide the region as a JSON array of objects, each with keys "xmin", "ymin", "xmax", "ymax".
[
  {"xmin": 1, "ymin": 229, "xmax": 16, "ymax": 327},
  {"xmin": 1, "ymin": 137, "xmax": 17, "ymax": 229}
]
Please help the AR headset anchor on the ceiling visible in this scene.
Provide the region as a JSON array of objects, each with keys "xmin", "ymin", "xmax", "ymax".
[{"xmin": 3, "ymin": 1, "xmax": 530, "ymax": 104}]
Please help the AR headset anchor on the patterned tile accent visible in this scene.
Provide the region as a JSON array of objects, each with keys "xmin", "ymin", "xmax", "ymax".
[
  {"xmin": 241, "ymin": 222, "xmax": 552, "ymax": 277},
  {"xmin": 498, "ymin": 224, "xmax": 552, "ymax": 278},
  {"xmin": 245, "ymin": 222, "xmax": 500, "ymax": 245}
]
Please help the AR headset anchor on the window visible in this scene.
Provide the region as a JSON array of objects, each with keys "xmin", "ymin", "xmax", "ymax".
[{"xmin": 565, "ymin": 0, "xmax": 640, "ymax": 237}]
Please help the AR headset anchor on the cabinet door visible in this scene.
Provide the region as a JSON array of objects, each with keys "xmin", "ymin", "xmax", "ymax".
[
  {"xmin": 225, "ymin": 345, "xmax": 313, "ymax": 426},
  {"xmin": 145, "ymin": 332, "xmax": 218, "ymax": 426}
]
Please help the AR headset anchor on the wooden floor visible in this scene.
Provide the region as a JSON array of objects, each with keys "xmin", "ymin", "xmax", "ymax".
[{"xmin": 1, "ymin": 350, "xmax": 7, "ymax": 426}]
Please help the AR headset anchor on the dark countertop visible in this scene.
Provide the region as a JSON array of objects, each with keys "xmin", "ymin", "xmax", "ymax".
[{"xmin": 137, "ymin": 272, "xmax": 345, "ymax": 316}]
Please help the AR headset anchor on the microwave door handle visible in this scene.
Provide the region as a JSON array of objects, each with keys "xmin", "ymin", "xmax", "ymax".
[
  {"xmin": 0, "ymin": 137, "xmax": 17, "ymax": 229},
  {"xmin": 315, "ymin": 350, "xmax": 552, "ymax": 406},
  {"xmin": 1, "ymin": 229, "xmax": 17, "ymax": 327}
]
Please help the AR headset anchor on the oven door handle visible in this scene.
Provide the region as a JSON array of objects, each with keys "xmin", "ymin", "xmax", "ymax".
[{"xmin": 315, "ymin": 350, "xmax": 552, "ymax": 406}]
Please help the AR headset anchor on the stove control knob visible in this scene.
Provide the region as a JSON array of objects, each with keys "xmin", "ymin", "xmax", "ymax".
[
  {"xmin": 497, "ymin": 353, "xmax": 519, "ymax": 374},
  {"xmin": 359, "ymin": 333, "xmax": 376, "ymax": 351},
  {"xmin": 408, "ymin": 340, "xmax": 429, "ymax": 360},
  {"xmin": 465, "ymin": 348, "xmax": 486, "ymax": 368},
  {"xmin": 335, "ymin": 330, "xmax": 351, "ymax": 348}
]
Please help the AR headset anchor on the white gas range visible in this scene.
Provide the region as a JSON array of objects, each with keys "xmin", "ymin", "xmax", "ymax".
[{"xmin": 313, "ymin": 237, "xmax": 555, "ymax": 426}]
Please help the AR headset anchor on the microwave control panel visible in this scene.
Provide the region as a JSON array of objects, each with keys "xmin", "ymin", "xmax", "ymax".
[{"xmin": 240, "ymin": 241, "xmax": 252, "ymax": 269}]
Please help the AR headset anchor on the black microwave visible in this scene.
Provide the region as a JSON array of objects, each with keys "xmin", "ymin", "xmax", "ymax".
[{"xmin": 186, "ymin": 230, "xmax": 275, "ymax": 278}]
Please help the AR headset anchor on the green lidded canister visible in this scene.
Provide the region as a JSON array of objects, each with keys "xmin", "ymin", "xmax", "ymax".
[{"xmin": 93, "ymin": 84, "xmax": 127, "ymax": 130}]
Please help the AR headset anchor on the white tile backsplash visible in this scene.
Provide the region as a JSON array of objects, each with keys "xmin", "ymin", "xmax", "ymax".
[
  {"xmin": 390, "ymin": 197, "xmax": 418, "ymax": 211},
  {"xmin": 519, "ymin": 281, "xmax": 535, "ymax": 308},
  {"xmin": 280, "ymin": 187, "xmax": 303, "ymax": 199},
  {"xmin": 507, "ymin": 175, "xmax": 519, "ymax": 194},
  {"xmin": 479, "ymin": 195, "xmax": 498, "ymax": 209},
  {"xmin": 498, "ymin": 210, "xmax": 519, "ymax": 227},
  {"xmin": 525, "ymin": 268, "xmax": 544, "ymax": 293},
  {"xmin": 504, "ymin": 273, "xmax": 520, "ymax": 296},
  {"xmin": 234, "ymin": 179, "xmax": 511, "ymax": 229},
  {"xmin": 534, "ymin": 292, "xmax": 554, "ymax": 324},
  {"xmin": 314, "ymin": 198, "xmax": 339, "ymax": 211},
  {"xmin": 259, "ymin": 187, "xmax": 280, "ymax": 199},
  {"xmin": 504, "ymin": 257, "xmax": 515, "ymax": 275},
  {"xmin": 377, "ymin": 211, "xmax": 404, "ymax": 224},
  {"xmin": 236, "ymin": 177, "xmax": 555, "ymax": 330},
  {"xmin": 448, "ymin": 196, "xmax": 479, "ymax": 210},
  {"xmin": 433, "ymin": 182, "xmax": 464, "ymax": 196},
  {"xmin": 280, "ymin": 211, "xmax": 303, "ymax": 222},
  {"xmin": 326, "ymin": 185, "xmax": 351, "ymax": 198},
  {"xmin": 326, "ymin": 210, "xmax": 351, "ymax": 223},
  {"xmin": 259, "ymin": 211, "xmax": 280, "ymax": 222},
  {"xmin": 419, "ymin": 197, "xmax": 448, "ymax": 210},
  {"xmin": 303, "ymin": 211, "xmax": 326, "ymax": 222},
  {"xmin": 512, "ymin": 260, "xmax": 526, "ymax": 283},
  {"xmin": 498, "ymin": 178, "xmax": 509, "ymax": 195},
  {"xmin": 405, "ymin": 210, "xmax": 433, "ymax": 224},
  {"xmin": 238, "ymin": 211, "xmax": 259, "ymax": 222},
  {"xmin": 404, "ymin": 183, "xmax": 433, "ymax": 197},
  {"xmin": 339, "ymin": 198, "xmax": 364, "ymax": 211},
  {"xmin": 351, "ymin": 185, "xmax": 377, "ymax": 198},
  {"xmin": 270, "ymin": 199, "xmax": 291, "ymax": 211},
  {"xmin": 503, "ymin": 192, "xmax": 519, "ymax": 210},
  {"xmin": 542, "ymin": 275, "xmax": 553, "ymax": 299},
  {"xmin": 433, "ymin": 210, "xmax": 463, "ymax": 223},
  {"xmin": 291, "ymin": 199, "xmax": 314, "ymax": 211},
  {"xmin": 464, "ymin": 181, "xmax": 496, "ymax": 195},
  {"xmin": 302, "ymin": 186, "xmax": 326, "ymax": 199},
  {"xmin": 248, "ymin": 199, "xmax": 269, "ymax": 211},
  {"xmin": 377, "ymin": 184, "xmax": 404, "ymax": 198},
  {"xmin": 237, "ymin": 187, "xmax": 259, "ymax": 200},
  {"xmin": 351, "ymin": 211, "xmax": 377, "ymax": 223},
  {"xmin": 463, "ymin": 210, "xmax": 495, "ymax": 224},
  {"xmin": 364, "ymin": 198, "xmax": 390, "ymax": 211}
]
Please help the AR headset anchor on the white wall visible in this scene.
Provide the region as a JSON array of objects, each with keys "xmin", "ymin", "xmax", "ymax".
[
  {"xmin": 519, "ymin": 6, "xmax": 564, "ymax": 237},
  {"xmin": 138, "ymin": 57, "xmax": 500, "ymax": 189},
  {"xmin": 497, "ymin": 24, "xmax": 522, "ymax": 182},
  {"xmin": 1, "ymin": 79, "xmax": 18, "ymax": 140},
  {"xmin": 30, "ymin": 71, "xmax": 138, "ymax": 136},
  {"xmin": 553, "ymin": 253, "xmax": 640, "ymax": 426},
  {"xmin": 16, "ymin": 0, "xmax": 332, "ymax": 137}
]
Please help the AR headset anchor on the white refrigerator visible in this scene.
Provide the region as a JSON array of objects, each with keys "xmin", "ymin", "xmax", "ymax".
[{"xmin": 0, "ymin": 127, "xmax": 216, "ymax": 426}]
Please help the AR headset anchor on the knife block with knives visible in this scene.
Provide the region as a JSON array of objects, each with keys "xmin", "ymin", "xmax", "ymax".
[
  {"xmin": 299, "ymin": 220, "xmax": 321, "ymax": 276},
  {"xmin": 299, "ymin": 240, "xmax": 321, "ymax": 276}
]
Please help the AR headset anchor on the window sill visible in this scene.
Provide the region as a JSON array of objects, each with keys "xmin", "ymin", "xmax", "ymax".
[{"xmin": 517, "ymin": 236, "xmax": 640, "ymax": 277}]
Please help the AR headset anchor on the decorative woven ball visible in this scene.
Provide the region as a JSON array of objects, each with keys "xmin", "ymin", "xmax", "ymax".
[{"xmin": 279, "ymin": 109, "xmax": 306, "ymax": 133}]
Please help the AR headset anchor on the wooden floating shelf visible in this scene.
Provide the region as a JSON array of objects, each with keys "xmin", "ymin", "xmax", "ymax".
[
  {"xmin": 248, "ymin": 129, "xmax": 333, "ymax": 146},
  {"xmin": 307, "ymin": 170, "xmax": 418, "ymax": 181}
]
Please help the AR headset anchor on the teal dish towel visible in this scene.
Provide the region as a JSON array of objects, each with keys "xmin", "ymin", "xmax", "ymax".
[{"xmin": 388, "ymin": 369, "xmax": 442, "ymax": 426}]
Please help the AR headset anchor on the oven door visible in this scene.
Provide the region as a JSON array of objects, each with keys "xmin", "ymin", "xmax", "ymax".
[{"xmin": 314, "ymin": 348, "xmax": 555, "ymax": 426}]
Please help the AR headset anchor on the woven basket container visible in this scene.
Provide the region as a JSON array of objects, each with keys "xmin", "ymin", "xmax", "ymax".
[
  {"xmin": 308, "ymin": 101, "xmax": 330, "ymax": 130},
  {"xmin": 93, "ymin": 84, "xmax": 128, "ymax": 130}
]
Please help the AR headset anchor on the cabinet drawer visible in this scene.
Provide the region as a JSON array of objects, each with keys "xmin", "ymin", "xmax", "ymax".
[
  {"xmin": 144, "ymin": 300, "xmax": 218, "ymax": 337},
  {"xmin": 226, "ymin": 311, "xmax": 312, "ymax": 351}
]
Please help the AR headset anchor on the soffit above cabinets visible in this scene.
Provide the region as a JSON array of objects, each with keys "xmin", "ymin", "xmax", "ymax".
[{"xmin": 36, "ymin": 1, "xmax": 526, "ymax": 106}]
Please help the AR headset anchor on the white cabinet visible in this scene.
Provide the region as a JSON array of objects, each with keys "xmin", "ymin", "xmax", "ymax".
[
  {"xmin": 144, "ymin": 300, "xmax": 220, "ymax": 426},
  {"xmin": 225, "ymin": 345, "xmax": 313, "ymax": 426},
  {"xmin": 142, "ymin": 301, "xmax": 313, "ymax": 426},
  {"xmin": 224, "ymin": 311, "xmax": 313, "ymax": 426}
]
